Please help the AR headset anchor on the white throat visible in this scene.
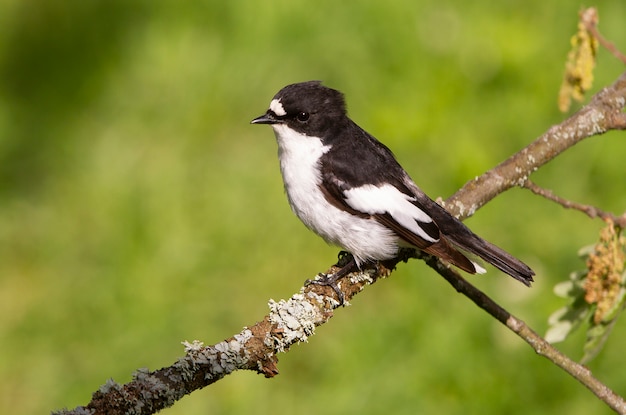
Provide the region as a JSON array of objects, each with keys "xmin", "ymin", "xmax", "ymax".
[{"xmin": 271, "ymin": 124, "xmax": 330, "ymax": 202}]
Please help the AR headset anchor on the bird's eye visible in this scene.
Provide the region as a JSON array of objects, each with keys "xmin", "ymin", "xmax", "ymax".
[{"xmin": 296, "ymin": 112, "xmax": 310, "ymax": 122}]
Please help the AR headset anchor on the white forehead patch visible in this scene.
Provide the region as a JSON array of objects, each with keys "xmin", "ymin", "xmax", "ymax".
[{"xmin": 270, "ymin": 99, "xmax": 287, "ymax": 116}]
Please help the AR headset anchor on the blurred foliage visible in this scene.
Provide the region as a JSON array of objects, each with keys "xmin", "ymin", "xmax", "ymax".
[
  {"xmin": 1, "ymin": 1, "xmax": 626, "ymax": 415},
  {"xmin": 558, "ymin": 7, "xmax": 599, "ymax": 113},
  {"xmin": 546, "ymin": 221, "xmax": 626, "ymax": 364}
]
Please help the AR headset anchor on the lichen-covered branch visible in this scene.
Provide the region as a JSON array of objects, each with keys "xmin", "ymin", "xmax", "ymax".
[
  {"xmin": 53, "ymin": 259, "xmax": 397, "ymax": 415},
  {"xmin": 56, "ymin": 71, "xmax": 626, "ymax": 415}
]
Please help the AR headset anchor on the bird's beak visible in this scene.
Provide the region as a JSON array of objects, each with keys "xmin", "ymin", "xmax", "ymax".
[{"xmin": 251, "ymin": 112, "xmax": 280, "ymax": 125}]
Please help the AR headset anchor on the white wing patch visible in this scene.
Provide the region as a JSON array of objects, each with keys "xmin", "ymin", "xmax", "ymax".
[
  {"xmin": 270, "ymin": 99, "xmax": 287, "ymax": 116},
  {"xmin": 344, "ymin": 184, "xmax": 439, "ymax": 243}
]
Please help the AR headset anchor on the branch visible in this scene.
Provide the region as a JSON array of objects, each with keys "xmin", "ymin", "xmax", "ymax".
[
  {"xmin": 54, "ymin": 256, "xmax": 400, "ymax": 415},
  {"xmin": 56, "ymin": 72, "xmax": 626, "ymax": 415},
  {"xmin": 442, "ymin": 70, "xmax": 626, "ymax": 220},
  {"xmin": 423, "ymin": 256, "xmax": 626, "ymax": 414}
]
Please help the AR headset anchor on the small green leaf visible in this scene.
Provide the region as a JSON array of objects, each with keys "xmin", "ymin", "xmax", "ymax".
[
  {"xmin": 577, "ymin": 244, "xmax": 596, "ymax": 258},
  {"xmin": 545, "ymin": 302, "xmax": 592, "ymax": 343},
  {"xmin": 553, "ymin": 271, "xmax": 586, "ymax": 298},
  {"xmin": 582, "ymin": 318, "xmax": 619, "ymax": 364}
]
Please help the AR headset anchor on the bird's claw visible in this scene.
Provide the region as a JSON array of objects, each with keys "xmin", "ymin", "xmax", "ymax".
[{"xmin": 305, "ymin": 273, "xmax": 345, "ymax": 306}]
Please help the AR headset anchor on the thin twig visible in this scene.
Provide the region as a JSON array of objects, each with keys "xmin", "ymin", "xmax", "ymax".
[
  {"xmin": 423, "ymin": 256, "xmax": 626, "ymax": 414},
  {"xmin": 581, "ymin": 7, "xmax": 626, "ymax": 65},
  {"xmin": 522, "ymin": 179, "xmax": 626, "ymax": 228}
]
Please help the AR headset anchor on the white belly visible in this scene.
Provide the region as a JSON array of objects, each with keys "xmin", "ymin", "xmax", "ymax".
[{"xmin": 272, "ymin": 124, "xmax": 399, "ymax": 264}]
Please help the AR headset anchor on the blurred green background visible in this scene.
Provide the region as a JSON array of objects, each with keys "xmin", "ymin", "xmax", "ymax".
[{"xmin": 1, "ymin": 1, "xmax": 625, "ymax": 414}]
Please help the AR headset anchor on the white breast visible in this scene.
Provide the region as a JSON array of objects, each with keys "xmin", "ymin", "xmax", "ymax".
[{"xmin": 271, "ymin": 124, "xmax": 399, "ymax": 264}]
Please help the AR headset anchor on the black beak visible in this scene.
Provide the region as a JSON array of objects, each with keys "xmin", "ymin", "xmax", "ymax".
[{"xmin": 251, "ymin": 112, "xmax": 280, "ymax": 125}]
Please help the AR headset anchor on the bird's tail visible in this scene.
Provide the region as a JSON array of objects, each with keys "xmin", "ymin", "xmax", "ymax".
[
  {"xmin": 402, "ymin": 175, "xmax": 534, "ymax": 285},
  {"xmin": 416, "ymin": 195, "xmax": 534, "ymax": 286},
  {"xmin": 415, "ymin": 226, "xmax": 534, "ymax": 285},
  {"xmin": 448, "ymin": 232, "xmax": 535, "ymax": 286}
]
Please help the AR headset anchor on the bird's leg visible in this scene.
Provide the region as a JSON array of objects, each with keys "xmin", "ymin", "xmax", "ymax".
[{"xmin": 305, "ymin": 252, "xmax": 358, "ymax": 305}]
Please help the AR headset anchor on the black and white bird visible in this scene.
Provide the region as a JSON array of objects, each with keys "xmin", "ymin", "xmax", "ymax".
[{"xmin": 251, "ymin": 81, "xmax": 534, "ymax": 296}]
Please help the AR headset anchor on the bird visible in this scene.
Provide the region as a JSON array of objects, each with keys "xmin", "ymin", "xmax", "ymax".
[{"xmin": 251, "ymin": 81, "xmax": 534, "ymax": 300}]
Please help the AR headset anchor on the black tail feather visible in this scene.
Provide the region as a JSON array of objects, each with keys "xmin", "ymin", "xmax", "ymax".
[
  {"xmin": 415, "ymin": 194, "xmax": 535, "ymax": 286},
  {"xmin": 451, "ymin": 235, "xmax": 534, "ymax": 286}
]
